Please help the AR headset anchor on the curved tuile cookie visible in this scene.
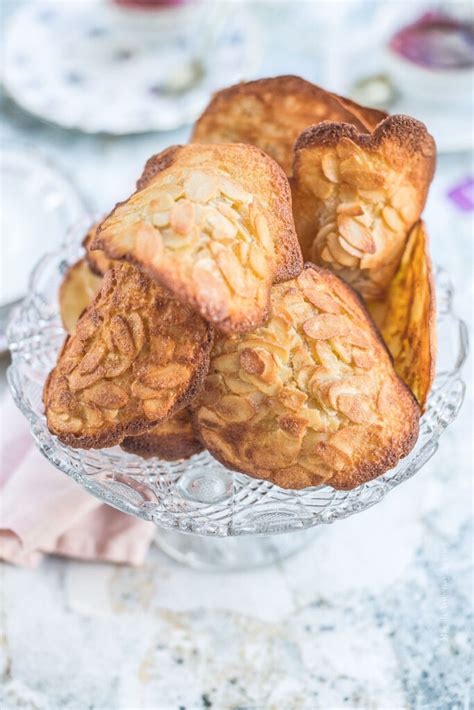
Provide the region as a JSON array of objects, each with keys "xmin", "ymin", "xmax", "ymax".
[
  {"xmin": 58, "ymin": 256, "xmax": 202, "ymax": 458},
  {"xmin": 92, "ymin": 143, "xmax": 302, "ymax": 335},
  {"xmin": 191, "ymin": 75, "xmax": 386, "ymax": 176},
  {"xmin": 291, "ymin": 116, "xmax": 436, "ymax": 301},
  {"xmin": 59, "ymin": 259, "xmax": 103, "ymax": 335},
  {"xmin": 368, "ymin": 220, "xmax": 436, "ymax": 411},
  {"xmin": 45, "ymin": 262, "xmax": 213, "ymax": 449},
  {"xmin": 121, "ymin": 407, "xmax": 202, "ymax": 461},
  {"xmin": 83, "ymin": 222, "xmax": 114, "ymax": 276},
  {"xmin": 191, "ymin": 263, "xmax": 419, "ymax": 490}
]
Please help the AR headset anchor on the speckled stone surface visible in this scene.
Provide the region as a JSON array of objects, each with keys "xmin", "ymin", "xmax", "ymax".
[{"xmin": 1, "ymin": 3, "xmax": 473, "ymax": 707}]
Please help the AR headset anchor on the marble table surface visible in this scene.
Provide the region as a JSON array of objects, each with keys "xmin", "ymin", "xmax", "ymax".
[{"xmin": 1, "ymin": 5, "xmax": 473, "ymax": 707}]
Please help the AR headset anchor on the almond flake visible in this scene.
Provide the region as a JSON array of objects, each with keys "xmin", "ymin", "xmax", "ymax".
[
  {"xmin": 303, "ymin": 314, "xmax": 351, "ymax": 340},
  {"xmin": 184, "ymin": 171, "xmax": 218, "ymax": 203},
  {"xmin": 338, "ymin": 215, "xmax": 376, "ymax": 254},
  {"xmin": 382, "ymin": 205, "xmax": 404, "ymax": 232},
  {"xmin": 170, "ymin": 200, "xmax": 195, "ymax": 235},
  {"xmin": 321, "ymin": 153, "xmax": 340, "ymax": 183}
]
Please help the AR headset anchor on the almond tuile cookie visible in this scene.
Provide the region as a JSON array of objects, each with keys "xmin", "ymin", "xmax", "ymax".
[
  {"xmin": 92, "ymin": 143, "xmax": 302, "ymax": 335},
  {"xmin": 192, "ymin": 263, "xmax": 419, "ymax": 490},
  {"xmin": 45, "ymin": 262, "xmax": 213, "ymax": 449},
  {"xmin": 191, "ymin": 75, "xmax": 387, "ymax": 175},
  {"xmin": 368, "ymin": 220, "xmax": 436, "ymax": 411},
  {"xmin": 291, "ymin": 116, "xmax": 436, "ymax": 301},
  {"xmin": 58, "ymin": 257, "xmax": 201, "ymax": 457}
]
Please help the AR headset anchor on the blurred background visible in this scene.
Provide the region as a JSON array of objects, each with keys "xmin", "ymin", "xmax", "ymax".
[{"xmin": 1, "ymin": 1, "xmax": 473, "ymax": 708}]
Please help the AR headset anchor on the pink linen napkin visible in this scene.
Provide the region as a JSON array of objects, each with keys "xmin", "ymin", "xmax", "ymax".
[{"xmin": 0, "ymin": 393, "xmax": 155, "ymax": 568}]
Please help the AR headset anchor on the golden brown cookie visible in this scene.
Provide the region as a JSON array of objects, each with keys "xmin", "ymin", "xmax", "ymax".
[
  {"xmin": 192, "ymin": 264, "xmax": 419, "ymax": 490},
  {"xmin": 83, "ymin": 223, "xmax": 114, "ymax": 276},
  {"xmin": 45, "ymin": 262, "xmax": 213, "ymax": 449},
  {"xmin": 191, "ymin": 75, "xmax": 386, "ymax": 175},
  {"xmin": 291, "ymin": 116, "xmax": 436, "ymax": 300},
  {"xmin": 121, "ymin": 407, "xmax": 202, "ymax": 461},
  {"xmin": 368, "ymin": 220, "xmax": 436, "ymax": 411},
  {"xmin": 59, "ymin": 259, "xmax": 102, "ymax": 335},
  {"xmin": 92, "ymin": 143, "xmax": 302, "ymax": 334}
]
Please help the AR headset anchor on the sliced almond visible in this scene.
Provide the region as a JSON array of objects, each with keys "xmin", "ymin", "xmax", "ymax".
[
  {"xmin": 143, "ymin": 392, "xmax": 175, "ymax": 419},
  {"xmin": 321, "ymin": 153, "xmax": 340, "ymax": 183},
  {"xmin": 213, "ymin": 352, "xmax": 240, "ymax": 373},
  {"xmin": 68, "ymin": 367, "xmax": 104, "ymax": 391},
  {"xmin": 391, "ymin": 185, "xmax": 415, "ymax": 210},
  {"xmin": 101, "ymin": 352, "xmax": 133, "ymax": 379},
  {"xmin": 84, "ymin": 382, "xmax": 128, "ymax": 409},
  {"xmin": 48, "ymin": 410, "xmax": 83, "ymax": 434},
  {"xmin": 338, "ymin": 236, "xmax": 365, "ymax": 259},
  {"xmin": 170, "ymin": 200, "xmax": 195, "ymax": 235},
  {"xmin": 110, "ymin": 315, "xmax": 135, "ymax": 357},
  {"xmin": 151, "ymin": 211, "xmax": 170, "ymax": 228},
  {"xmin": 131, "ymin": 381, "xmax": 163, "ymax": 400},
  {"xmin": 338, "ymin": 215, "xmax": 376, "ymax": 254},
  {"xmin": 337, "ymin": 203, "xmax": 364, "ymax": 217},
  {"xmin": 303, "ymin": 314, "xmax": 351, "ymax": 340},
  {"xmin": 331, "ymin": 337, "xmax": 352, "ymax": 364},
  {"xmin": 217, "ymin": 201, "xmax": 241, "ymax": 224},
  {"xmin": 239, "ymin": 347, "xmax": 266, "ymax": 376},
  {"xmin": 314, "ymin": 341, "xmax": 340, "ymax": 370},
  {"xmin": 400, "ymin": 203, "xmax": 419, "ymax": 223},
  {"xmin": 78, "ymin": 340, "xmax": 107, "ymax": 376},
  {"xmin": 138, "ymin": 363, "xmax": 189, "ymax": 390},
  {"xmin": 302, "ymin": 288, "xmax": 341, "ymax": 315},
  {"xmin": 358, "ymin": 189, "xmax": 386, "ymax": 204},
  {"xmin": 326, "ymin": 232, "xmax": 359, "ymax": 267},
  {"xmin": 340, "ymin": 163, "xmax": 386, "ymax": 190},
  {"xmin": 214, "ymin": 394, "xmax": 255, "ymax": 423},
  {"xmin": 207, "ymin": 209, "xmax": 238, "ymax": 241},
  {"xmin": 320, "ymin": 246, "xmax": 334, "ymax": 263},
  {"xmin": 127, "ymin": 312, "xmax": 145, "ymax": 354},
  {"xmin": 315, "ymin": 221, "xmax": 337, "ymax": 246},
  {"xmin": 193, "ymin": 261, "xmax": 230, "ymax": 316},
  {"xmin": 235, "ymin": 241, "xmax": 249, "ymax": 265},
  {"xmin": 278, "ymin": 386, "xmax": 308, "ymax": 411},
  {"xmin": 352, "ymin": 348, "xmax": 374, "ymax": 369},
  {"xmin": 216, "ymin": 249, "xmax": 247, "ymax": 295},
  {"xmin": 219, "ymin": 177, "xmax": 251, "ymax": 204},
  {"xmin": 225, "ymin": 375, "xmax": 256, "ymax": 395},
  {"xmin": 248, "ymin": 244, "xmax": 267, "ymax": 279},
  {"xmin": 382, "ymin": 205, "xmax": 405, "ymax": 232},
  {"xmin": 149, "ymin": 193, "xmax": 174, "ymax": 212},
  {"xmin": 134, "ymin": 222, "xmax": 162, "ymax": 264},
  {"xmin": 278, "ymin": 414, "xmax": 308, "ymax": 437},
  {"xmin": 346, "ymin": 326, "xmax": 370, "ymax": 348},
  {"xmin": 184, "ymin": 171, "xmax": 218, "ymax": 203},
  {"xmin": 337, "ymin": 393, "xmax": 374, "ymax": 424}
]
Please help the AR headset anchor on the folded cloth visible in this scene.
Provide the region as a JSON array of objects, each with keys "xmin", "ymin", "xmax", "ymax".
[{"xmin": 0, "ymin": 393, "xmax": 155, "ymax": 568}]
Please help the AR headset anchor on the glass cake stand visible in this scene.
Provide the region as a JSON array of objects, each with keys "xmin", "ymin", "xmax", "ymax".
[{"xmin": 7, "ymin": 237, "xmax": 468, "ymax": 570}]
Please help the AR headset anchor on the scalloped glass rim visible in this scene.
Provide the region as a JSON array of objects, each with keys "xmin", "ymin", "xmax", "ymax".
[{"xmin": 7, "ymin": 242, "xmax": 468, "ymax": 537}]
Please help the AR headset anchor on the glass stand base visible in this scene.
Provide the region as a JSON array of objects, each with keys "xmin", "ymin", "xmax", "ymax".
[{"xmin": 154, "ymin": 526, "xmax": 320, "ymax": 571}]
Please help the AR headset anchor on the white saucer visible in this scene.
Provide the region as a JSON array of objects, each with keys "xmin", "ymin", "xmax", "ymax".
[{"xmin": 3, "ymin": 2, "xmax": 260, "ymax": 134}]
